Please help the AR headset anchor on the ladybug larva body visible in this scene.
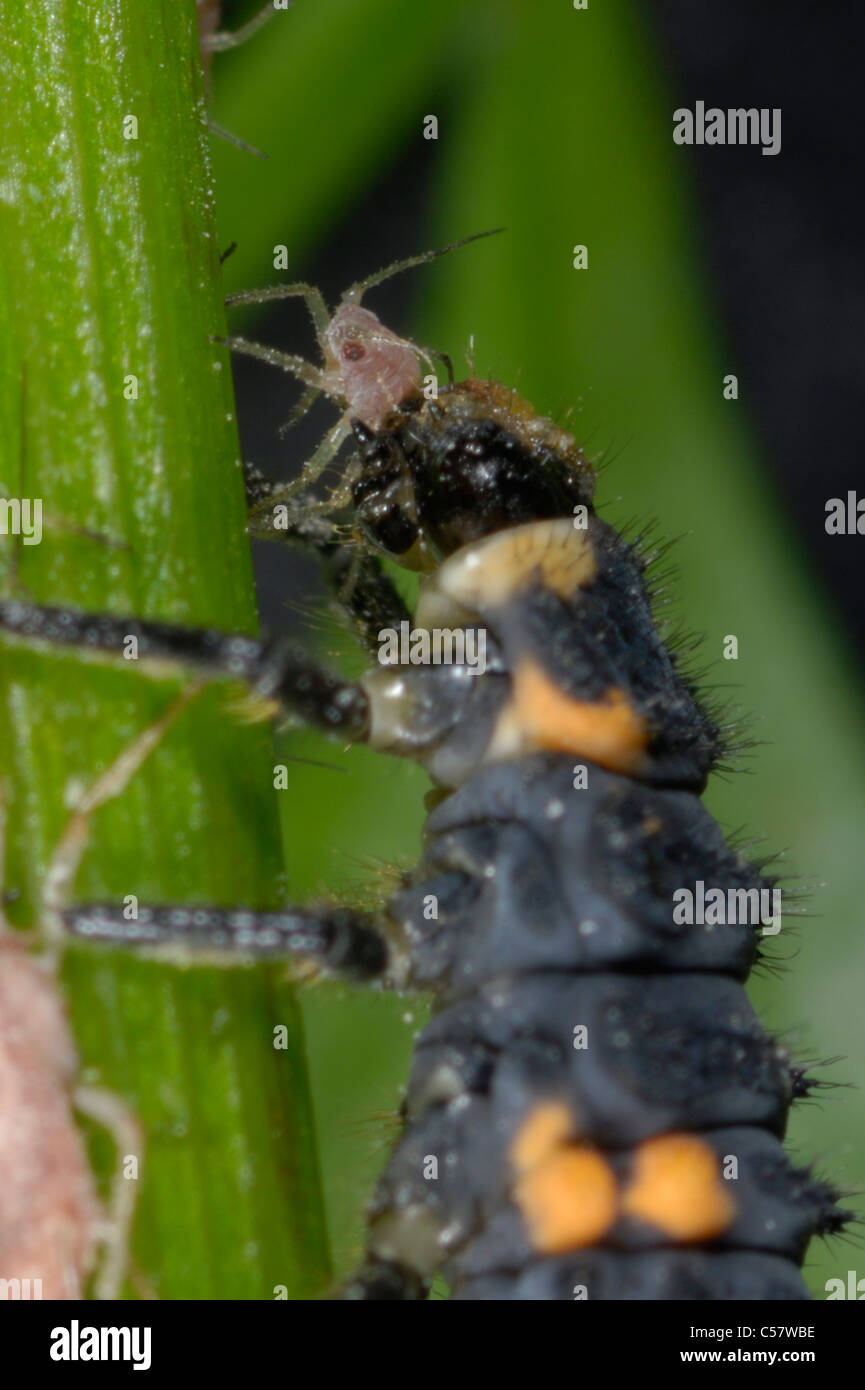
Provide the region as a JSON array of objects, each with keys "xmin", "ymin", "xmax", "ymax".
[{"xmin": 0, "ymin": 242, "xmax": 849, "ymax": 1299}]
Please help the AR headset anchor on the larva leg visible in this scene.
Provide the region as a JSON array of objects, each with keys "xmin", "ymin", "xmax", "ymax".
[
  {"xmin": 0, "ymin": 599, "xmax": 371, "ymax": 740},
  {"xmin": 43, "ymin": 694, "xmax": 393, "ymax": 982},
  {"xmin": 63, "ymin": 901, "xmax": 392, "ymax": 983},
  {"xmin": 242, "ymin": 482, "xmax": 411, "ymax": 651}
]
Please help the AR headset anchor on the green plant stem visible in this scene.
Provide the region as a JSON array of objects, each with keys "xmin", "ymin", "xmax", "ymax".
[{"xmin": 0, "ymin": 0, "xmax": 329, "ymax": 1298}]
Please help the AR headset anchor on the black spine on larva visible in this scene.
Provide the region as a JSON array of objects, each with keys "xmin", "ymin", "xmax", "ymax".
[{"xmin": 341, "ymin": 389, "xmax": 848, "ymax": 1302}]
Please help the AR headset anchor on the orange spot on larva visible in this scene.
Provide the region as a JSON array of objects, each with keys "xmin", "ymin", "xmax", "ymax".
[
  {"xmin": 514, "ymin": 1148, "xmax": 618, "ymax": 1253},
  {"xmin": 510, "ymin": 1101, "xmax": 576, "ymax": 1173},
  {"xmin": 495, "ymin": 661, "xmax": 649, "ymax": 774},
  {"xmin": 510, "ymin": 1101, "xmax": 616, "ymax": 1254},
  {"xmin": 621, "ymin": 1134, "xmax": 735, "ymax": 1242}
]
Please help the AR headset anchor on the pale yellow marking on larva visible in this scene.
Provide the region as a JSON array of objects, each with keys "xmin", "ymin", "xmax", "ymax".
[{"xmin": 427, "ymin": 518, "xmax": 596, "ymax": 618}]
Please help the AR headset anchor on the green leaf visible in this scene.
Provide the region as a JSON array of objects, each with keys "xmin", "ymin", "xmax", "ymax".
[{"xmin": 0, "ymin": 0, "xmax": 329, "ymax": 1298}]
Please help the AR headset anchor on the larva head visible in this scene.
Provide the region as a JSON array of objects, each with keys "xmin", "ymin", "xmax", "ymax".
[
  {"xmin": 323, "ymin": 302, "xmax": 422, "ymax": 431},
  {"xmin": 352, "ymin": 378, "xmax": 596, "ymax": 570}
]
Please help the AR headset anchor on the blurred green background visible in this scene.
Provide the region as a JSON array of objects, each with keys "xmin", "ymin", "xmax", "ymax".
[{"xmin": 207, "ymin": 0, "xmax": 864, "ymax": 1295}]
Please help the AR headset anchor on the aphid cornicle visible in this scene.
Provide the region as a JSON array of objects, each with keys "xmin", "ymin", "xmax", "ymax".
[{"xmin": 0, "ymin": 237, "xmax": 850, "ymax": 1300}]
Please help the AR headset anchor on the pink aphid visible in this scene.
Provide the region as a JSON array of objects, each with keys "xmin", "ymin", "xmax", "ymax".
[
  {"xmin": 321, "ymin": 302, "xmax": 423, "ymax": 432},
  {"xmin": 221, "ymin": 230, "xmax": 501, "ymax": 499},
  {"xmin": 0, "ymin": 935, "xmax": 99, "ymax": 1299}
]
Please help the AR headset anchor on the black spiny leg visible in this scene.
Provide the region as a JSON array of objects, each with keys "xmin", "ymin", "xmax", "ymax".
[
  {"xmin": 0, "ymin": 598, "xmax": 369, "ymax": 739},
  {"xmin": 305, "ymin": 529, "xmax": 411, "ymax": 656},
  {"xmin": 63, "ymin": 902, "xmax": 391, "ymax": 982},
  {"xmin": 30, "ymin": 687, "xmax": 394, "ymax": 984}
]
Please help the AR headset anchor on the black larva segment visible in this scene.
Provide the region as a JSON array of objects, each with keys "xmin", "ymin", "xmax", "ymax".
[
  {"xmin": 389, "ymin": 753, "xmax": 763, "ymax": 997},
  {"xmin": 365, "ymin": 1107, "xmax": 839, "ymax": 1283},
  {"xmin": 460, "ymin": 515, "xmax": 724, "ymax": 789},
  {"xmin": 452, "ymin": 1251, "xmax": 811, "ymax": 1301},
  {"xmin": 406, "ymin": 973, "xmax": 793, "ymax": 1146}
]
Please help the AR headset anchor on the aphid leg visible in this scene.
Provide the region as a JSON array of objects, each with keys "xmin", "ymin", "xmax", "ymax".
[
  {"xmin": 225, "ymin": 285, "xmax": 331, "ymax": 434},
  {"xmin": 242, "ymin": 454, "xmax": 355, "ymax": 517},
  {"xmin": 40, "ymin": 685, "xmax": 204, "ymax": 961},
  {"xmin": 201, "ymin": 2, "xmax": 283, "ymax": 54},
  {"xmin": 205, "ymin": 120, "xmax": 266, "ymax": 160},
  {"xmin": 226, "ymin": 282, "xmax": 330, "ymax": 345},
  {"xmin": 198, "ymin": 0, "xmax": 278, "ymax": 158},
  {"xmin": 246, "ymin": 416, "xmax": 354, "ymax": 522},
  {"xmin": 211, "ymin": 333, "xmax": 324, "ymax": 391},
  {"xmin": 73, "ymin": 1085, "xmax": 143, "ymax": 1301},
  {"xmin": 277, "ymin": 385, "xmax": 321, "ymax": 438}
]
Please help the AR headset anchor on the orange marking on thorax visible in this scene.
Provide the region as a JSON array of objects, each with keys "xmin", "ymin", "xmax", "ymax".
[{"xmin": 495, "ymin": 660, "xmax": 649, "ymax": 774}]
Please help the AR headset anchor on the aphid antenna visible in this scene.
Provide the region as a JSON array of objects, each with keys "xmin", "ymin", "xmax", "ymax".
[
  {"xmin": 339, "ymin": 227, "xmax": 506, "ymax": 305},
  {"xmin": 225, "ymin": 230, "xmax": 505, "ymax": 342}
]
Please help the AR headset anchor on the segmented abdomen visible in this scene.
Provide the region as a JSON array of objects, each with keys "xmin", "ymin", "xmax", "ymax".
[{"xmin": 350, "ymin": 496, "xmax": 844, "ymax": 1300}]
